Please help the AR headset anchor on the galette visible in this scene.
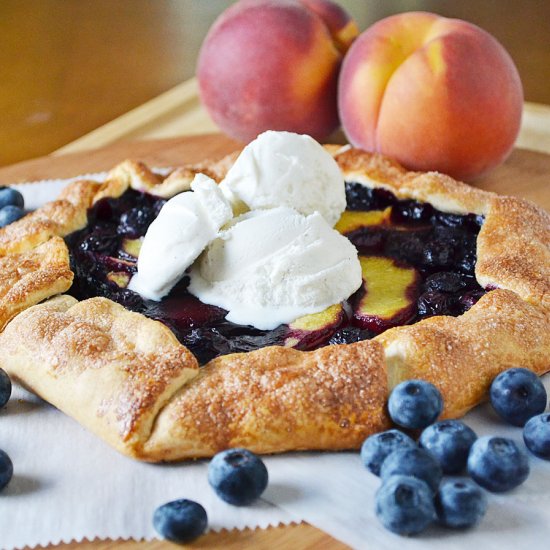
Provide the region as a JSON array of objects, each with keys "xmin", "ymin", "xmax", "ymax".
[{"xmin": 0, "ymin": 131, "xmax": 548, "ymax": 461}]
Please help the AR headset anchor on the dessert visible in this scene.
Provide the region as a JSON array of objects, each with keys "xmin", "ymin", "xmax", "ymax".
[{"xmin": 0, "ymin": 132, "xmax": 548, "ymax": 461}]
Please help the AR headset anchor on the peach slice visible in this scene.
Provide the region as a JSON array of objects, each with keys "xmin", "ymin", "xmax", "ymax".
[
  {"xmin": 353, "ymin": 256, "xmax": 420, "ymax": 333},
  {"xmin": 285, "ymin": 303, "xmax": 345, "ymax": 349},
  {"xmin": 335, "ymin": 207, "xmax": 392, "ymax": 235},
  {"xmin": 120, "ymin": 237, "xmax": 142, "ymax": 259},
  {"xmin": 107, "ymin": 271, "xmax": 130, "ymax": 288}
]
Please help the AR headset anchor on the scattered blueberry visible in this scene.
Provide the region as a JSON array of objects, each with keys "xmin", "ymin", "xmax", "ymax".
[
  {"xmin": 467, "ymin": 436, "xmax": 530, "ymax": 492},
  {"xmin": 0, "ymin": 205, "xmax": 25, "ymax": 228},
  {"xmin": 523, "ymin": 413, "xmax": 550, "ymax": 459},
  {"xmin": 0, "ymin": 368, "xmax": 11, "ymax": 408},
  {"xmin": 208, "ymin": 448, "xmax": 268, "ymax": 505},
  {"xmin": 360, "ymin": 429, "xmax": 417, "ymax": 476},
  {"xmin": 380, "ymin": 447, "xmax": 442, "ymax": 493},
  {"xmin": 152, "ymin": 499, "xmax": 207, "ymax": 543},
  {"xmin": 421, "ymin": 239, "xmax": 454, "ymax": 269},
  {"xmin": 0, "ymin": 449, "xmax": 13, "ymax": 491},
  {"xmin": 420, "ymin": 420, "xmax": 477, "ymax": 474},
  {"xmin": 490, "ymin": 368, "xmax": 547, "ymax": 426},
  {"xmin": 0, "ymin": 187, "xmax": 24, "ymax": 210},
  {"xmin": 375, "ymin": 475, "xmax": 435, "ymax": 535},
  {"xmin": 388, "ymin": 379, "xmax": 444, "ymax": 430},
  {"xmin": 435, "ymin": 479, "xmax": 487, "ymax": 528}
]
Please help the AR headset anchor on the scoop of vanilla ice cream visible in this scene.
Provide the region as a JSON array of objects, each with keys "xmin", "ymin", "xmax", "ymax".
[
  {"xmin": 219, "ymin": 131, "xmax": 346, "ymax": 227},
  {"xmin": 189, "ymin": 206, "xmax": 362, "ymax": 330},
  {"xmin": 128, "ymin": 174, "xmax": 233, "ymax": 300}
]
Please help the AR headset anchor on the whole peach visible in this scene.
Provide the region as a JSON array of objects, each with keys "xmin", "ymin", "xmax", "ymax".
[
  {"xmin": 197, "ymin": 0, "xmax": 357, "ymax": 143},
  {"xmin": 338, "ymin": 12, "xmax": 523, "ymax": 180}
]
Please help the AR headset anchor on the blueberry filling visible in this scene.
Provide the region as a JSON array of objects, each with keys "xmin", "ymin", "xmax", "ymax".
[{"xmin": 65, "ymin": 183, "xmax": 488, "ymax": 363}]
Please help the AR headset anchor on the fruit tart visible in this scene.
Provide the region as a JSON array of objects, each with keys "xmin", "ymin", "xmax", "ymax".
[{"xmin": 0, "ymin": 131, "xmax": 548, "ymax": 461}]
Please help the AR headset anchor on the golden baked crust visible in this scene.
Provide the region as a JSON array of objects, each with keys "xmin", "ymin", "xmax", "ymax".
[
  {"xmin": 0, "ymin": 179, "xmax": 100, "ymax": 255},
  {"xmin": 0, "ymin": 236, "xmax": 73, "ymax": 330},
  {"xmin": 0, "ymin": 146, "xmax": 548, "ymax": 461},
  {"xmin": 142, "ymin": 341, "xmax": 389, "ymax": 460},
  {"xmin": 0, "ymin": 295, "xmax": 198, "ymax": 458}
]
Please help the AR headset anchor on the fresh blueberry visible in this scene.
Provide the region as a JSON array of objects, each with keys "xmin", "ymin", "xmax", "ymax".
[
  {"xmin": 523, "ymin": 413, "xmax": 550, "ymax": 459},
  {"xmin": 208, "ymin": 448, "xmax": 268, "ymax": 505},
  {"xmin": 490, "ymin": 368, "xmax": 547, "ymax": 426},
  {"xmin": 380, "ymin": 447, "xmax": 442, "ymax": 493},
  {"xmin": 388, "ymin": 379, "xmax": 444, "ymax": 430},
  {"xmin": 375, "ymin": 475, "xmax": 435, "ymax": 535},
  {"xmin": 152, "ymin": 499, "xmax": 207, "ymax": 543},
  {"xmin": 0, "ymin": 205, "xmax": 25, "ymax": 228},
  {"xmin": 360, "ymin": 429, "xmax": 417, "ymax": 476},
  {"xmin": 0, "ymin": 188, "xmax": 24, "ymax": 210},
  {"xmin": 420, "ymin": 420, "xmax": 477, "ymax": 474},
  {"xmin": 0, "ymin": 449, "xmax": 13, "ymax": 491},
  {"xmin": 0, "ymin": 368, "xmax": 11, "ymax": 408},
  {"xmin": 435, "ymin": 479, "xmax": 487, "ymax": 528},
  {"xmin": 467, "ymin": 436, "xmax": 530, "ymax": 492}
]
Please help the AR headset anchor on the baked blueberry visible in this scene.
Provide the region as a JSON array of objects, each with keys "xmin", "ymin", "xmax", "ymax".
[
  {"xmin": 375, "ymin": 475, "xmax": 434, "ymax": 535},
  {"xmin": 328, "ymin": 327, "xmax": 372, "ymax": 345},
  {"xmin": 380, "ymin": 447, "xmax": 442, "ymax": 493},
  {"xmin": 117, "ymin": 206, "xmax": 155, "ymax": 237},
  {"xmin": 423, "ymin": 272, "xmax": 467, "ymax": 293},
  {"xmin": 152, "ymin": 499, "xmax": 207, "ymax": 543},
  {"xmin": 417, "ymin": 290, "xmax": 454, "ymax": 318},
  {"xmin": 392, "ymin": 200, "xmax": 433, "ymax": 224},
  {"xmin": 523, "ymin": 413, "xmax": 550, "ymax": 459},
  {"xmin": 344, "ymin": 182, "xmax": 378, "ymax": 211},
  {"xmin": 0, "ymin": 205, "xmax": 25, "ymax": 228},
  {"xmin": 0, "ymin": 449, "xmax": 13, "ymax": 491},
  {"xmin": 0, "ymin": 187, "xmax": 24, "ymax": 209},
  {"xmin": 435, "ymin": 479, "xmax": 487, "ymax": 528},
  {"xmin": 467, "ymin": 436, "xmax": 530, "ymax": 492},
  {"xmin": 0, "ymin": 368, "xmax": 12, "ymax": 408},
  {"xmin": 208, "ymin": 448, "xmax": 268, "ymax": 505},
  {"xmin": 490, "ymin": 368, "xmax": 547, "ymax": 426},
  {"xmin": 360, "ymin": 429, "xmax": 417, "ymax": 476},
  {"xmin": 420, "ymin": 420, "xmax": 477, "ymax": 474},
  {"xmin": 388, "ymin": 379, "xmax": 443, "ymax": 430}
]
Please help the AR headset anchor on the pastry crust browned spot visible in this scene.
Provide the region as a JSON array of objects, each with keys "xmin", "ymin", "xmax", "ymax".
[
  {"xmin": 0, "ymin": 236, "xmax": 73, "ymax": 330},
  {"xmin": 0, "ymin": 146, "xmax": 548, "ymax": 461}
]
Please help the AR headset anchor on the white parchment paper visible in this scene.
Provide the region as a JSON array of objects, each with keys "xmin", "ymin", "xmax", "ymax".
[{"xmin": 1, "ymin": 175, "xmax": 549, "ymax": 549}]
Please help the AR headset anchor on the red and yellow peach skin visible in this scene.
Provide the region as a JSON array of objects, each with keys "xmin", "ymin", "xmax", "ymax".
[
  {"xmin": 197, "ymin": 0, "xmax": 357, "ymax": 143},
  {"xmin": 338, "ymin": 12, "xmax": 523, "ymax": 180}
]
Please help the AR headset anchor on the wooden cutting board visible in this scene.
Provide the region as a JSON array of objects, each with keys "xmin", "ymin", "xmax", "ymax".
[
  {"xmin": 1, "ymin": 134, "xmax": 549, "ymax": 211},
  {"xmin": 3, "ymin": 133, "xmax": 549, "ymax": 550}
]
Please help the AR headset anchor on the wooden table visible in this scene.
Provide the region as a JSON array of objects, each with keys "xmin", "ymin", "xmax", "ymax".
[{"xmin": 4, "ymin": 78, "xmax": 549, "ymax": 550}]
